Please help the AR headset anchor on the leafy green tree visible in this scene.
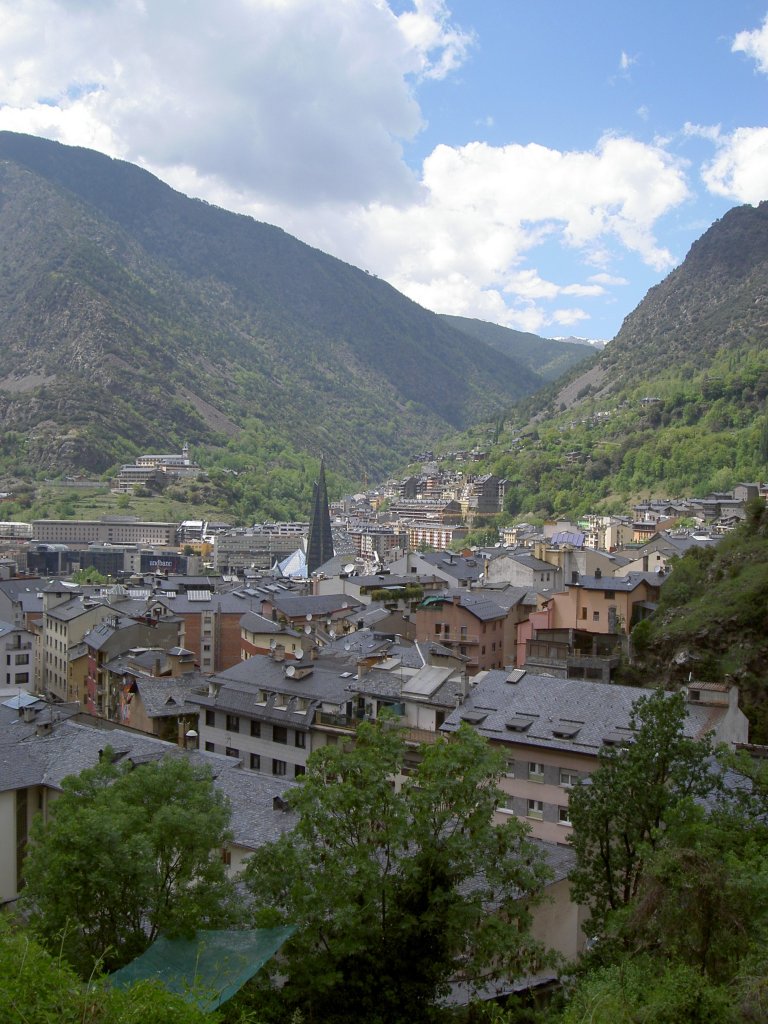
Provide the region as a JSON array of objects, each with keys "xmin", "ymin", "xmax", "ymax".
[
  {"xmin": 242, "ymin": 720, "xmax": 552, "ymax": 1024},
  {"xmin": 71, "ymin": 566, "xmax": 108, "ymax": 584},
  {"xmin": 23, "ymin": 753, "xmax": 237, "ymax": 976},
  {"xmin": 617, "ymin": 806, "xmax": 768, "ymax": 984},
  {"xmin": 567, "ymin": 689, "xmax": 715, "ymax": 934},
  {"xmin": 556, "ymin": 955, "xmax": 736, "ymax": 1024}
]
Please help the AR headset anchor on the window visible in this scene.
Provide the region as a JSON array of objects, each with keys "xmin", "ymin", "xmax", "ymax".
[
  {"xmin": 528, "ymin": 762, "xmax": 545, "ymax": 782},
  {"xmin": 294, "ymin": 764, "xmax": 306, "ymax": 777},
  {"xmin": 225, "ymin": 746, "xmax": 239, "ymax": 759},
  {"xmin": 205, "ymin": 709, "xmax": 215, "ymax": 727},
  {"xmin": 272, "ymin": 759, "xmax": 287, "ymax": 776},
  {"xmin": 592, "ymin": 611, "xmax": 600, "ymax": 622},
  {"xmin": 526, "ymin": 799, "xmax": 544, "ymax": 820},
  {"xmin": 272, "ymin": 725, "xmax": 288, "ymax": 744},
  {"xmin": 579, "ymin": 608, "xmax": 587, "ymax": 620},
  {"xmin": 250, "ymin": 720, "xmax": 261, "ymax": 738},
  {"xmin": 559, "ymin": 769, "xmax": 579, "ymax": 788},
  {"xmin": 250, "ymin": 753, "xmax": 261, "ymax": 771},
  {"xmin": 295, "ymin": 731, "xmax": 306, "ymax": 749},
  {"xmin": 558, "ymin": 806, "xmax": 572, "ymax": 825},
  {"xmin": 225, "ymin": 714, "xmax": 240, "ymax": 733},
  {"xmin": 504, "ymin": 758, "xmax": 515, "ymax": 778},
  {"xmin": 604, "ymin": 590, "xmax": 615, "ymax": 599},
  {"xmin": 204, "ymin": 741, "xmax": 215, "ymax": 752},
  {"xmin": 221, "ymin": 848, "xmax": 231, "ymax": 866}
]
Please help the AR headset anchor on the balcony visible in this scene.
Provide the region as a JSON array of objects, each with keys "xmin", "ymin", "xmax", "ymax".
[{"xmin": 436, "ymin": 632, "xmax": 480, "ymax": 646}]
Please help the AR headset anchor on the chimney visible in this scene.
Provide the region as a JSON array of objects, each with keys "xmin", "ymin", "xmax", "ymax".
[
  {"xmin": 184, "ymin": 729, "xmax": 198, "ymax": 750},
  {"xmin": 595, "ymin": 567, "xmax": 602, "ymax": 579}
]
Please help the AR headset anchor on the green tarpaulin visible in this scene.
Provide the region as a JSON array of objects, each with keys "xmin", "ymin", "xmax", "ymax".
[{"xmin": 109, "ymin": 926, "xmax": 295, "ymax": 1010}]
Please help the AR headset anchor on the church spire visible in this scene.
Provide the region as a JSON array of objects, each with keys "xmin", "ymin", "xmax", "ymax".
[{"xmin": 306, "ymin": 457, "xmax": 333, "ymax": 575}]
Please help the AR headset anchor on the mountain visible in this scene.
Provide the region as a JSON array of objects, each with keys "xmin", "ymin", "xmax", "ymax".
[
  {"xmin": 471, "ymin": 202, "xmax": 768, "ymax": 519},
  {"xmin": 439, "ymin": 316, "xmax": 595, "ymax": 383},
  {"xmin": 0, "ymin": 131, "xmax": 543, "ymax": 480}
]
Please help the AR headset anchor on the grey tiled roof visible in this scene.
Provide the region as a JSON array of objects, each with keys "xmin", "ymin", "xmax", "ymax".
[
  {"xmin": 0, "ymin": 708, "xmax": 298, "ymax": 854},
  {"xmin": 239, "ymin": 611, "xmax": 302, "ymax": 637},
  {"xmin": 441, "ymin": 671, "xmax": 726, "ymax": 754},
  {"xmin": 269, "ymin": 593, "xmax": 365, "ymax": 618},
  {"xmin": 133, "ymin": 678, "xmax": 203, "ymax": 718}
]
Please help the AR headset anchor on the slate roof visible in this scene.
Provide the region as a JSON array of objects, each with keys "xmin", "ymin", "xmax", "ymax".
[
  {"xmin": 441, "ymin": 671, "xmax": 730, "ymax": 755},
  {"xmin": 239, "ymin": 611, "xmax": 302, "ymax": 637},
  {"xmin": 420, "ymin": 590, "xmax": 507, "ymax": 622},
  {"xmin": 268, "ymin": 593, "xmax": 365, "ymax": 618},
  {"xmin": 417, "ymin": 552, "xmax": 483, "ymax": 584},
  {"xmin": 568, "ymin": 571, "xmax": 666, "ymax": 592},
  {"xmin": 132, "ymin": 678, "xmax": 204, "ymax": 718},
  {"xmin": 194, "ymin": 653, "xmax": 358, "ymax": 725},
  {"xmin": 0, "ymin": 705, "xmax": 297, "ymax": 853}
]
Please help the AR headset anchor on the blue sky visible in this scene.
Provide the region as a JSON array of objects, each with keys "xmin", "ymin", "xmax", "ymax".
[{"xmin": 0, "ymin": 1, "xmax": 766, "ymax": 341}]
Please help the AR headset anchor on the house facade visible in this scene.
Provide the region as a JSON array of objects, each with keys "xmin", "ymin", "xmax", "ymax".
[{"xmin": 442, "ymin": 671, "xmax": 749, "ymax": 844}]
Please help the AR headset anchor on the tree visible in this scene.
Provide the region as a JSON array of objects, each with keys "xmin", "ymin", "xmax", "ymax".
[
  {"xmin": 71, "ymin": 566, "xmax": 108, "ymax": 584},
  {"xmin": 242, "ymin": 720, "xmax": 552, "ymax": 1024},
  {"xmin": 567, "ymin": 688, "xmax": 716, "ymax": 934},
  {"xmin": 556, "ymin": 955, "xmax": 737, "ymax": 1024},
  {"xmin": 0, "ymin": 916, "xmax": 219, "ymax": 1023},
  {"xmin": 23, "ymin": 752, "xmax": 237, "ymax": 976}
]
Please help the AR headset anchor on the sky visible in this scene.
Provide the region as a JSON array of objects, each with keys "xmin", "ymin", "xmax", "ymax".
[{"xmin": 0, "ymin": 1, "xmax": 767, "ymax": 341}]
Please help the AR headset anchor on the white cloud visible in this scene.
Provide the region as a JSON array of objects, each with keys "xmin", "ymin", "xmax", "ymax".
[
  {"xmin": 395, "ymin": 0, "xmax": 475, "ymax": 80},
  {"xmin": 733, "ymin": 14, "xmax": 768, "ymax": 73},
  {"xmin": 0, "ymin": 0, "xmax": 472, "ymax": 207},
  {"xmin": 552, "ymin": 307, "xmax": 590, "ymax": 327},
  {"xmin": 589, "ymin": 272, "xmax": 628, "ymax": 286},
  {"xmin": 701, "ymin": 126, "xmax": 768, "ymax": 204},
  {"xmin": 683, "ymin": 121, "xmax": 722, "ymax": 142},
  {"xmin": 619, "ymin": 51, "xmax": 636, "ymax": 71},
  {"xmin": 340, "ymin": 134, "xmax": 688, "ymax": 329},
  {"xmin": 0, "ymin": 1, "xmax": 692, "ymax": 334}
]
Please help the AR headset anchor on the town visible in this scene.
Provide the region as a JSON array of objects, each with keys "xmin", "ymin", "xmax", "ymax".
[{"xmin": 0, "ymin": 443, "xmax": 763, "ymax": 1018}]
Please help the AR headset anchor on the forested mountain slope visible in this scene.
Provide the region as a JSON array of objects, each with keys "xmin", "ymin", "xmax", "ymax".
[
  {"xmin": 440, "ymin": 314, "xmax": 595, "ymax": 383},
  {"xmin": 0, "ymin": 132, "xmax": 542, "ymax": 479},
  {"xmin": 464, "ymin": 202, "xmax": 768, "ymax": 518}
]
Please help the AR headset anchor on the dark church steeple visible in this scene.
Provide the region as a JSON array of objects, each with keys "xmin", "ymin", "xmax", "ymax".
[{"xmin": 306, "ymin": 457, "xmax": 334, "ymax": 575}]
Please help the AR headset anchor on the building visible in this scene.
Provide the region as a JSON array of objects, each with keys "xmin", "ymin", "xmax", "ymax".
[
  {"xmin": 0, "ymin": 693, "xmax": 296, "ymax": 904},
  {"xmin": 306, "ymin": 459, "xmax": 334, "ymax": 576},
  {"xmin": 441, "ymin": 671, "xmax": 749, "ymax": 844},
  {"xmin": 416, "ymin": 590, "xmax": 514, "ymax": 674},
  {"xmin": 0, "ymin": 620, "xmax": 35, "ymax": 694},
  {"xmin": 40, "ymin": 583, "xmax": 131, "ymax": 702},
  {"xmin": 214, "ymin": 523, "xmax": 308, "ymax": 573},
  {"xmin": 31, "ymin": 517, "xmax": 178, "ymax": 547}
]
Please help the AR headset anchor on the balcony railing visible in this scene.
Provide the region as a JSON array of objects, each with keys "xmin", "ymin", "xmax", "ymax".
[{"xmin": 437, "ymin": 633, "xmax": 480, "ymax": 645}]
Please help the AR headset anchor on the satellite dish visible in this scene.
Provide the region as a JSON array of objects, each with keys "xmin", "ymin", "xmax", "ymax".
[
  {"xmin": 285, "ymin": 664, "xmax": 296, "ymax": 677},
  {"xmin": 344, "ymin": 642, "xmax": 351, "ymax": 652},
  {"xmin": 270, "ymin": 638, "xmax": 277, "ymax": 650},
  {"xmin": 306, "ymin": 613, "xmax": 313, "ymax": 621},
  {"xmin": 343, "ymin": 563, "xmax": 355, "ymax": 574},
  {"xmin": 329, "ymin": 629, "xmax": 336, "ymax": 639},
  {"xmin": 304, "ymin": 624, "xmax": 312, "ymax": 634}
]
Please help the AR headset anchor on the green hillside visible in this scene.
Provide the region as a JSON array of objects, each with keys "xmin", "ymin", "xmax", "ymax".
[
  {"xmin": 440, "ymin": 314, "xmax": 596, "ymax": 383},
  {"xmin": 0, "ymin": 132, "xmax": 542, "ymax": 488},
  {"xmin": 451, "ymin": 202, "xmax": 768, "ymax": 519},
  {"xmin": 630, "ymin": 500, "xmax": 768, "ymax": 743}
]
